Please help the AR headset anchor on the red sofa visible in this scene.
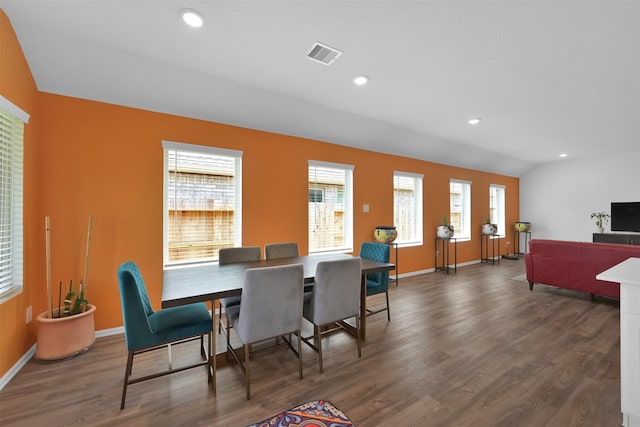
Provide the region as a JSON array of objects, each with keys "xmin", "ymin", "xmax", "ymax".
[{"xmin": 524, "ymin": 239, "xmax": 640, "ymax": 299}]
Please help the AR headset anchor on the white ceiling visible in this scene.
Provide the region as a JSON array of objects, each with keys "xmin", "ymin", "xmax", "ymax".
[{"xmin": 2, "ymin": 0, "xmax": 639, "ymax": 177}]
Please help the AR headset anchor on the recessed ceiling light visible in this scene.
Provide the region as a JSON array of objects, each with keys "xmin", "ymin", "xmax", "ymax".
[
  {"xmin": 181, "ymin": 9, "xmax": 204, "ymax": 28},
  {"xmin": 354, "ymin": 76, "xmax": 369, "ymax": 86},
  {"xmin": 560, "ymin": 153, "xmax": 568, "ymax": 158},
  {"xmin": 468, "ymin": 118, "xmax": 481, "ymax": 125}
]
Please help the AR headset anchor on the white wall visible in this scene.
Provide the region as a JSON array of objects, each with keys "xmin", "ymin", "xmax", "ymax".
[{"xmin": 520, "ymin": 151, "xmax": 640, "ymax": 242}]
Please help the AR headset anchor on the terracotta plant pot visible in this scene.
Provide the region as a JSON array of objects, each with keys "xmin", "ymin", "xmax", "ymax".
[{"xmin": 36, "ymin": 304, "xmax": 96, "ymax": 361}]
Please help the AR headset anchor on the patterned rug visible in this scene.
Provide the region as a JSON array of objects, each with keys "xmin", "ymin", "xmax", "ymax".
[{"xmin": 248, "ymin": 400, "xmax": 354, "ymax": 427}]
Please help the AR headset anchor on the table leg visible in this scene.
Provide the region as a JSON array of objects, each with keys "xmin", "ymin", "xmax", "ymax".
[
  {"xmin": 360, "ymin": 273, "xmax": 367, "ymax": 341},
  {"xmin": 211, "ymin": 299, "xmax": 217, "ymax": 391}
]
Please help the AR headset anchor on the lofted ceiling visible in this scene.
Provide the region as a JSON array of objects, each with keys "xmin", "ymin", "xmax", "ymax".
[{"xmin": 1, "ymin": 0, "xmax": 639, "ymax": 177}]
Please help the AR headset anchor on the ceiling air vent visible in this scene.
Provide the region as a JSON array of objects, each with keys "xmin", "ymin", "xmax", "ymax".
[{"xmin": 307, "ymin": 42, "xmax": 343, "ymax": 66}]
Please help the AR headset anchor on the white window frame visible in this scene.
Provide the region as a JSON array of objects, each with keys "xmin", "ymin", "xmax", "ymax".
[
  {"xmin": 393, "ymin": 171, "xmax": 423, "ymax": 247},
  {"xmin": 490, "ymin": 184, "xmax": 506, "ymax": 238},
  {"xmin": 0, "ymin": 95, "xmax": 29, "ymax": 304},
  {"xmin": 162, "ymin": 141, "xmax": 243, "ymax": 268},
  {"xmin": 450, "ymin": 179, "xmax": 471, "ymax": 241},
  {"xmin": 308, "ymin": 160, "xmax": 354, "ymax": 254}
]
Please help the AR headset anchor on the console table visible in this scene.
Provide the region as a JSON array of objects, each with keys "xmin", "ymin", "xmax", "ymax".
[
  {"xmin": 435, "ymin": 237, "xmax": 457, "ymax": 274},
  {"xmin": 480, "ymin": 234, "xmax": 502, "ymax": 264},
  {"xmin": 593, "ymin": 233, "xmax": 640, "ymax": 246},
  {"xmin": 597, "ymin": 257, "xmax": 640, "ymax": 427}
]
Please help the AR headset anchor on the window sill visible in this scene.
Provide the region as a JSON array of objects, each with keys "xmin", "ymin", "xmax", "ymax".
[{"xmin": 0, "ymin": 285, "xmax": 23, "ymax": 305}]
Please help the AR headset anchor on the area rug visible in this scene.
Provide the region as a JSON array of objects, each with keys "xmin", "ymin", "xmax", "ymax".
[
  {"xmin": 510, "ymin": 273, "xmax": 528, "ymax": 282},
  {"xmin": 248, "ymin": 400, "xmax": 354, "ymax": 427}
]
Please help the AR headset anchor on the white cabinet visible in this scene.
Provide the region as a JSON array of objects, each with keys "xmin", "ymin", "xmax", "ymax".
[{"xmin": 597, "ymin": 258, "xmax": 640, "ymax": 427}]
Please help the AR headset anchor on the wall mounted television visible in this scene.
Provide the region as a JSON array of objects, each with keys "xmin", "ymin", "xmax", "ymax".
[{"xmin": 611, "ymin": 202, "xmax": 640, "ymax": 233}]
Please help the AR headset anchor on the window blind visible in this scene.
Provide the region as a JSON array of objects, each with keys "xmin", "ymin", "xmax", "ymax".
[
  {"xmin": 163, "ymin": 142, "xmax": 242, "ymax": 266},
  {"xmin": 394, "ymin": 171, "xmax": 423, "ymax": 245},
  {"xmin": 308, "ymin": 160, "xmax": 353, "ymax": 253},
  {"xmin": 490, "ymin": 184, "xmax": 506, "ymax": 236},
  {"xmin": 0, "ymin": 106, "xmax": 25, "ymax": 302},
  {"xmin": 450, "ymin": 179, "xmax": 471, "ymax": 239}
]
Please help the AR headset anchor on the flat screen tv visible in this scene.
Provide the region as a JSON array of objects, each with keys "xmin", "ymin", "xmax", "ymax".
[{"xmin": 611, "ymin": 202, "xmax": 640, "ymax": 232}]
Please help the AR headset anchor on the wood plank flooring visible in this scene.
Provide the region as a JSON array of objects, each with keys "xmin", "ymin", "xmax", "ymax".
[{"xmin": 0, "ymin": 260, "xmax": 622, "ymax": 426}]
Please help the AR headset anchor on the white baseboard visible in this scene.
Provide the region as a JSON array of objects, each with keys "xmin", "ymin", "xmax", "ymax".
[
  {"xmin": 95, "ymin": 326, "xmax": 124, "ymax": 338},
  {"xmin": 0, "ymin": 326, "xmax": 125, "ymax": 391},
  {"xmin": 0, "ymin": 343, "xmax": 35, "ymax": 391}
]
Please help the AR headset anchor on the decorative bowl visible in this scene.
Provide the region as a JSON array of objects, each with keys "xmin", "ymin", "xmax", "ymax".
[
  {"xmin": 515, "ymin": 221, "xmax": 531, "ymax": 232},
  {"xmin": 374, "ymin": 226, "xmax": 397, "ymax": 243}
]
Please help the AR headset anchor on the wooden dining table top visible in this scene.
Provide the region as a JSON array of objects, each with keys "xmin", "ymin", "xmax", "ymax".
[{"xmin": 162, "ymin": 252, "xmax": 395, "ymax": 308}]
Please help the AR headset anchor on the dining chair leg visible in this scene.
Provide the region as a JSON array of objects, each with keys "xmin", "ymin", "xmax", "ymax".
[
  {"xmin": 121, "ymin": 351, "xmax": 134, "ymax": 410},
  {"xmin": 244, "ymin": 343, "xmax": 251, "ymax": 400},
  {"xmin": 226, "ymin": 315, "xmax": 232, "ymax": 341},
  {"xmin": 355, "ymin": 315, "xmax": 362, "ymax": 358},
  {"xmin": 385, "ymin": 291, "xmax": 391, "ymax": 321},
  {"xmin": 200, "ymin": 335, "xmax": 206, "ymax": 360},
  {"xmin": 315, "ymin": 325, "xmax": 324, "ymax": 373},
  {"xmin": 297, "ymin": 329, "xmax": 303, "ymax": 380},
  {"xmin": 226, "ymin": 317, "xmax": 232, "ymax": 361}
]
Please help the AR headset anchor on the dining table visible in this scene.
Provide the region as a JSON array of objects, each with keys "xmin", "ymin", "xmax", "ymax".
[{"xmin": 161, "ymin": 252, "xmax": 395, "ymax": 390}]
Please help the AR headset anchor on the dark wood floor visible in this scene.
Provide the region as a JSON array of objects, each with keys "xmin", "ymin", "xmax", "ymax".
[{"xmin": 0, "ymin": 259, "xmax": 622, "ymax": 427}]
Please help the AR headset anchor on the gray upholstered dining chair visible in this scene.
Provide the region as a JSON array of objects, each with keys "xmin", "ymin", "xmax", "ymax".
[
  {"xmin": 301, "ymin": 257, "xmax": 362, "ymax": 373},
  {"xmin": 225, "ymin": 263, "xmax": 304, "ymax": 400},
  {"xmin": 218, "ymin": 246, "xmax": 261, "ymax": 334},
  {"xmin": 264, "ymin": 242, "xmax": 299, "ymax": 259}
]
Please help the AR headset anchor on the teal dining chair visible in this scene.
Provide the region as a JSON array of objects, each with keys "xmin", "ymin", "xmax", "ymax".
[
  {"xmin": 359, "ymin": 242, "xmax": 391, "ymax": 321},
  {"xmin": 116, "ymin": 261, "xmax": 212, "ymax": 409}
]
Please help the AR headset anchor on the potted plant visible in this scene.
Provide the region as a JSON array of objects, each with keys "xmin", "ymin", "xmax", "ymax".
[
  {"xmin": 482, "ymin": 215, "xmax": 498, "ymax": 235},
  {"xmin": 590, "ymin": 211, "xmax": 610, "ymax": 234},
  {"xmin": 36, "ymin": 216, "xmax": 96, "ymax": 361},
  {"xmin": 437, "ymin": 216, "xmax": 454, "ymax": 239}
]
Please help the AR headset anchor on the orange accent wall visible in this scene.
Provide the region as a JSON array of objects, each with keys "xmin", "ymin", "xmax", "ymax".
[
  {"xmin": 0, "ymin": 9, "xmax": 519, "ymax": 379},
  {"xmin": 0, "ymin": 9, "xmax": 40, "ymax": 377}
]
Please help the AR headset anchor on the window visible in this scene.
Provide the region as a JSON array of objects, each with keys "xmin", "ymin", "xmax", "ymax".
[
  {"xmin": 450, "ymin": 179, "xmax": 471, "ymax": 240},
  {"xmin": 308, "ymin": 160, "xmax": 353, "ymax": 253},
  {"xmin": 394, "ymin": 171, "xmax": 423, "ymax": 246},
  {"xmin": 0, "ymin": 97, "xmax": 28, "ymax": 304},
  {"xmin": 490, "ymin": 184, "xmax": 506, "ymax": 237},
  {"xmin": 308, "ymin": 188, "xmax": 324, "ymax": 203},
  {"xmin": 163, "ymin": 141, "xmax": 242, "ymax": 267}
]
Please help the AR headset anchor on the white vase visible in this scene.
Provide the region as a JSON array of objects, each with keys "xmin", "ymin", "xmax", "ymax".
[
  {"xmin": 482, "ymin": 223, "xmax": 498, "ymax": 235},
  {"xmin": 437, "ymin": 225, "xmax": 454, "ymax": 239}
]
